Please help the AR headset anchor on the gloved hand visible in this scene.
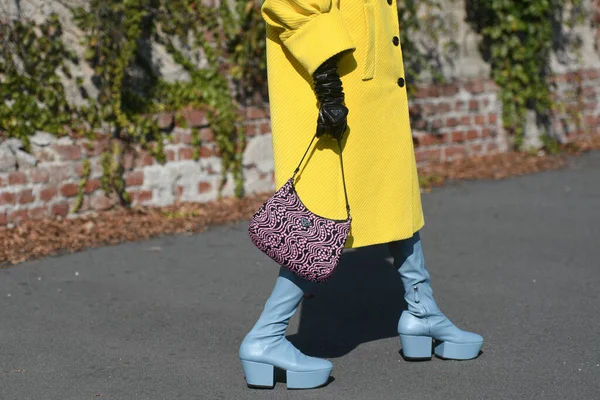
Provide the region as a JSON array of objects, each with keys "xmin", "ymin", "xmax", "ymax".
[{"xmin": 312, "ymin": 54, "xmax": 348, "ymax": 140}]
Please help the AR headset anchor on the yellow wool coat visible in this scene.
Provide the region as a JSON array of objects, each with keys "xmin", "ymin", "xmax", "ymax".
[{"xmin": 261, "ymin": 0, "xmax": 424, "ymax": 248}]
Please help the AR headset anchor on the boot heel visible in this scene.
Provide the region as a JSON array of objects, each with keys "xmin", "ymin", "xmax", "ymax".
[
  {"xmin": 400, "ymin": 335, "xmax": 433, "ymax": 360},
  {"xmin": 241, "ymin": 360, "xmax": 275, "ymax": 388}
]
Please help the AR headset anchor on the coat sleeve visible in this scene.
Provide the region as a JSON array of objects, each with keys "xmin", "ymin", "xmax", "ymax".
[{"xmin": 261, "ymin": 0, "xmax": 356, "ymax": 76}]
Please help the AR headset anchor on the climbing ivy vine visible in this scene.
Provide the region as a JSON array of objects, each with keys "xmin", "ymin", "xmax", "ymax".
[
  {"xmin": 1, "ymin": 0, "xmax": 266, "ymax": 207},
  {"xmin": 466, "ymin": 0, "xmax": 586, "ymax": 150},
  {"xmin": 0, "ymin": 14, "xmax": 79, "ymax": 150},
  {"xmin": 70, "ymin": 0, "xmax": 264, "ymax": 200}
]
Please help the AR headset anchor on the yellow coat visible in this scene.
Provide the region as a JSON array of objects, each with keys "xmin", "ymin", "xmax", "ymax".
[{"xmin": 261, "ymin": 0, "xmax": 424, "ymax": 248}]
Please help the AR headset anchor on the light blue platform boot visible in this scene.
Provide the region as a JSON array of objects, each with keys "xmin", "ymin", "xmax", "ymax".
[
  {"xmin": 239, "ymin": 267, "xmax": 332, "ymax": 389},
  {"xmin": 388, "ymin": 232, "xmax": 483, "ymax": 360}
]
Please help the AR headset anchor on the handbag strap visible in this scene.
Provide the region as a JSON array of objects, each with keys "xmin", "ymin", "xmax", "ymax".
[{"xmin": 292, "ymin": 133, "xmax": 351, "ymax": 219}]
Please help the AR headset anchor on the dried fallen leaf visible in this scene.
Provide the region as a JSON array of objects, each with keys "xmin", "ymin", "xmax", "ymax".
[{"xmin": 84, "ymin": 221, "xmax": 95, "ymax": 233}]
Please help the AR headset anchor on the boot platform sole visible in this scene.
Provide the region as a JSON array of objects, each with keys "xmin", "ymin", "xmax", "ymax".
[
  {"xmin": 241, "ymin": 360, "xmax": 332, "ymax": 389},
  {"xmin": 400, "ymin": 335, "xmax": 482, "ymax": 361}
]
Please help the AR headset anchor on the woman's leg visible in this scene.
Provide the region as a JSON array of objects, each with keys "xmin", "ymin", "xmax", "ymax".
[
  {"xmin": 388, "ymin": 232, "xmax": 483, "ymax": 360},
  {"xmin": 239, "ymin": 266, "xmax": 332, "ymax": 389}
]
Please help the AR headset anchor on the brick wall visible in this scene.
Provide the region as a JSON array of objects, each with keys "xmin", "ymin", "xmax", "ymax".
[
  {"xmin": 549, "ymin": 69, "xmax": 600, "ymax": 141},
  {"xmin": 1, "ymin": 69, "xmax": 600, "ymax": 227},
  {"xmin": 410, "ymin": 69, "xmax": 600, "ymax": 164},
  {"xmin": 410, "ymin": 79, "xmax": 506, "ymax": 165},
  {"xmin": 0, "ymin": 106, "xmax": 274, "ymax": 226}
]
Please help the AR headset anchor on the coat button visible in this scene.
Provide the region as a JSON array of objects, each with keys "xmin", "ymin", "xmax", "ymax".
[
  {"xmin": 392, "ymin": 36, "xmax": 399, "ymax": 46},
  {"xmin": 387, "ymin": 0, "xmax": 392, "ymax": 4},
  {"xmin": 397, "ymin": 77, "xmax": 405, "ymax": 87}
]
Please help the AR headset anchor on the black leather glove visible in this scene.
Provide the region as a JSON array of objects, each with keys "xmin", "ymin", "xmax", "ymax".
[{"xmin": 312, "ymin": 54, "xmax": 348, "ymax": 140}]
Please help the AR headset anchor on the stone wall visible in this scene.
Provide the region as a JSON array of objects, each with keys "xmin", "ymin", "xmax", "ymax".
[
  {"xmin": 1, "ymin": 1, "xmax": 600, "ymax": 227},
  {"xmin": 0, "ymin": 106, "xmax": 274, "ymax": 226},
  {"xmin": 2, "ymin": 68, "xmax": 599, "ymax": 227}
]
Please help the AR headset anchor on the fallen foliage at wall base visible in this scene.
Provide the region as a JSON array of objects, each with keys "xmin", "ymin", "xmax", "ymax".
[{"xmin": 1, "ymin": 135, "xmax": 599, "ymax": 267}]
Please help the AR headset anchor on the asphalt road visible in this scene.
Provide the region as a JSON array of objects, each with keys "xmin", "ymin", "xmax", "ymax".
[{"xmin": 1, "ymin": 152, "xmax": 599, "ymax": 400}]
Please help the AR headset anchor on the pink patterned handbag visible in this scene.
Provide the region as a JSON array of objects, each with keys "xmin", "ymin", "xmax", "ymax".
[{"xmin": 248, "ymin": 134, "xmax": 352, "ymax": 283}]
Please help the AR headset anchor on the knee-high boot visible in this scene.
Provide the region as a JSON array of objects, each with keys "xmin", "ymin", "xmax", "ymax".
[
  {"xmin": 388, "ymin": 232, "xmax": 483, "ymax": 360},
  {"xmin": 239, "ymin": 267, "xmax": 332, "ymax": 389}
]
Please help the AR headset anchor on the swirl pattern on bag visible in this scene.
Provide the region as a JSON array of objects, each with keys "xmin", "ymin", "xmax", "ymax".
[{"xmin": 248, "ymin": 178, "xmax": 351, "ymax": 283}]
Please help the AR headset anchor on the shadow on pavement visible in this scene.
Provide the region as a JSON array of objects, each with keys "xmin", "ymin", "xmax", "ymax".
[{"xmin": 287, "ymin": 243, "xmax": 407, "ymax": 359}]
